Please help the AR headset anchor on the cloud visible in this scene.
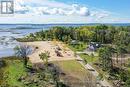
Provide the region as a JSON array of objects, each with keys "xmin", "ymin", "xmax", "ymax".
[
  {"xmin": 79, "ymin": 7, "xmax": 90, "ymax": 16},
  {"xmin": 90, "ymin": 10, "xmax": 110, "ymax": 19},
  {"xmin": 14, "ymin": 0, "xmax": 109, "ymax": 18}
]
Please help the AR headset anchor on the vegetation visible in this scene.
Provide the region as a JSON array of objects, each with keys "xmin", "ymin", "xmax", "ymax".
[
  {"xmin": 52, "ymin": 60, "xmax": 96, "ymax": 87},
  {"xmin": 0, "ymin": 57, "xmax": 96, "ymax": 87},
  {"xmin": 14, "ymin": 45, "xmax": 32, "ymax": 68},
  {"xmin": 0, "ymin": 57, "xmax": 67, "ymax": 87},
  {"xmin": 39, "ymin": 51, "xmax": 50, "ymax": 65},
  {"xmin": 17, "ymin": 25, "xmax": 130, "ymax": 45},
  {"xmin": 68, "ymin": 42, "xmax": 87, "ymax": 51},
  {"xmin": 79, "ymin": 53, "xmax": 98, "ymax": 64},
  {"xmin": 98, "ymin": 46, "xmax": 113, "ymax": 71},
  {"xmin": 0, "ymin": 57, "xmax": 27, "ymax": 86}
]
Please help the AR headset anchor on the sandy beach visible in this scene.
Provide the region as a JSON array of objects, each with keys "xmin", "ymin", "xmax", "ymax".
[{"xmin": 23, "ymin": 41, "xmax": 75, "ymax": 64}]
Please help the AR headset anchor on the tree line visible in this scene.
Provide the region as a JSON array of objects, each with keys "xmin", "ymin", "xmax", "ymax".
[{"xmin": 18, "ymin": 25, "xmax": 130, "ymax": 44}]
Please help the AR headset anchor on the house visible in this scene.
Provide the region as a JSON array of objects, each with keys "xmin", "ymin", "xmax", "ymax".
[{"xmin": 88, "ymin": 42, "xmax": 101, "ymax": 51}]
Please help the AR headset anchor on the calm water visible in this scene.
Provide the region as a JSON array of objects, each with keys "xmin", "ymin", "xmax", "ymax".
[
  {"xmin": 0, "ymin": 23, "xmax": 130, "ymax": 58},
  {"xmin": 0, "ymin": 28, "xmax": 43, "ymax": 57}
]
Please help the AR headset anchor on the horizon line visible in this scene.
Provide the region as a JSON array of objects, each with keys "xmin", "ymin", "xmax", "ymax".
[{"xmin": 0, "ymin": 23, "xmax": 130, "ymax": 25}]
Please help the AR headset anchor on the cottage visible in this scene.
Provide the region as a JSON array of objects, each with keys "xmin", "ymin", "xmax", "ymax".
[{"xmin": 88, "ymin": 42, "xmax": 101, "ymax": 51}]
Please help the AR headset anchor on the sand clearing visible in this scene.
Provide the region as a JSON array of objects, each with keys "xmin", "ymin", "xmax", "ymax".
[{"xmin": 23, "ymin": 41, "xmax": 75, "ymax": 64}]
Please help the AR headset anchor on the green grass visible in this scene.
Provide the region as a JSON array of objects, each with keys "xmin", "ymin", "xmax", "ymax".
[
  {"xmin": 52, "ymin": 60, "xmax": 89, "ymax": 80},
  {"xmin": 52, "ymin": 60, "xmax": 97, "ymax": 87},
  {"xmin": 79, "ymin": 53, "xmax": 98, "ymax": 63},
  {"xmin": 1, "ymin": 57, "xmax": 27, "ymax": 87},
  {"xmin": 68, "ymin": 42, "xmax": 87, "ymax": 52}
]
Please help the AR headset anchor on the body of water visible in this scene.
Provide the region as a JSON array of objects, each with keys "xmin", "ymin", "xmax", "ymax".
[{"xmin": 0, "ymin": 23, "xmax": 130, "ymax": 58}]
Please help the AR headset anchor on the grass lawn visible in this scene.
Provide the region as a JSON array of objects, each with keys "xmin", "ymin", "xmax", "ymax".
[
  {"xmin": 52, "ymin": 60, "xmax": 96, "ymax": 87},
  {"xmin": 0, "ymin": 57, "xmax": 27, "ymax": 87},
  {"xmin": 68, "ymin": 42, "xmax": 87, "ymax": 52},
  {"xmin": 52, "ymin": 60, "xmax": 89, "ymax": 80},
  {"xmin": 79, "ymin": 53, "xmax": 98, "ymax": 63}
]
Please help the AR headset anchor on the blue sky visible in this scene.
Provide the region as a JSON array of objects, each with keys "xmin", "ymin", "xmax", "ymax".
[
  {"xmin": 73, "ymin": 0, "xmax": 130, "ymax": 17},
  {"xmin": 0, "ymin": 0, "xmax": 130, "ymax": 24},
  {"xmin": 54, "ymin": 0, "xmax": 130, "ymax": 19}
]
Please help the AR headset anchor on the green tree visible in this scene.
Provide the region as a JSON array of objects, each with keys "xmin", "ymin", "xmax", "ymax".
[
  {"xmin": 125, "ymin": 78, "xmax": 130, "ymax": 87},
  {"xmin": 14, "ymin": 45, "xmax": 31, "ymax": 67},
  {"xmin": 98, "ymin": 47, "xmax": 112, "ymax": 71},
  {"xmin": 114, "ymin": 31, "xmax": 129, "ymax": 46},
  {"xmin": 39, "ymin": 51, "xmax": 50, "ymax": 65},
  {"xmin": 116, "ymin": 44, "xmax": 127, "ymax": 67}
]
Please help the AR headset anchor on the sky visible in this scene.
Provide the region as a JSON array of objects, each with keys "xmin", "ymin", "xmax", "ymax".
[{"xmin": 0, "ymin": 0, "xmax": 130, "ymax": 24}]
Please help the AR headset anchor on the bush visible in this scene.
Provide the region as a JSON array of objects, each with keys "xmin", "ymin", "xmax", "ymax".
[
  {"xmin": 125, "ymin": 78, "xmax": 130, "ymax": 87},
  {"xmin": 0, "ymin": 60, "xmax": 6, "ymax": 68}
]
